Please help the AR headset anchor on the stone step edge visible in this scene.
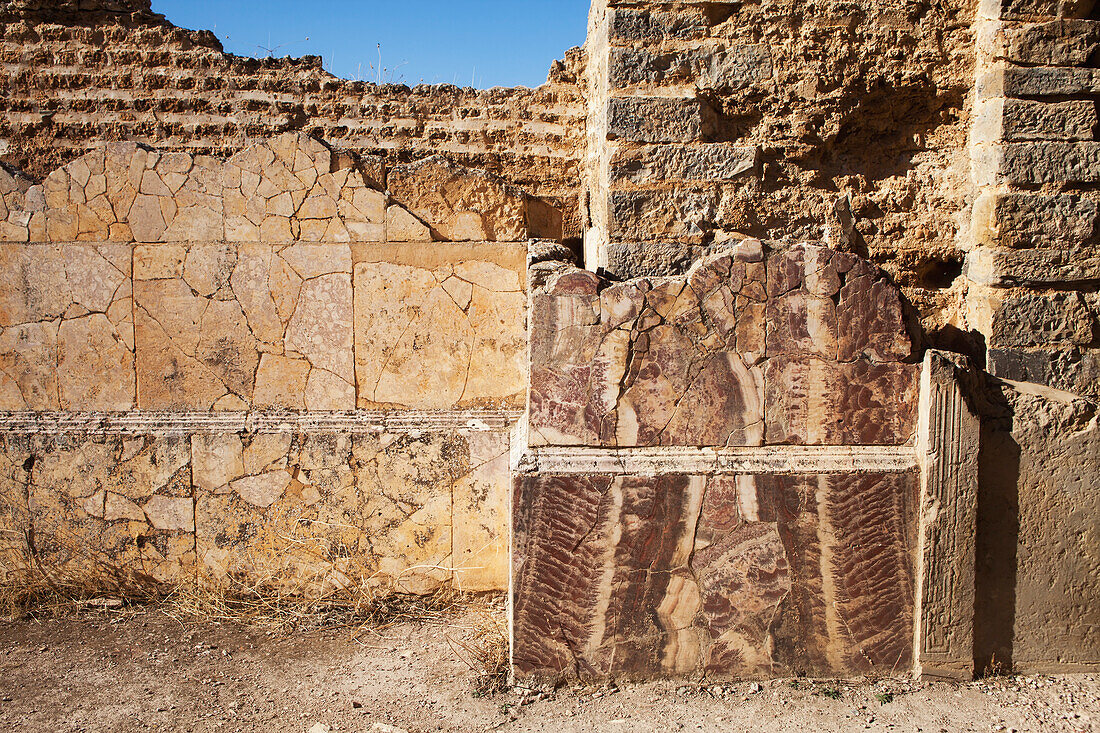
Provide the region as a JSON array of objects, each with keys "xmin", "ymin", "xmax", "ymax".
[
  {"xmin": 0, "ymin": 409, "xmax": 523, "ymax": 435},
  {"xmin": 514, "ymin": 444, "xmax": 919, "ymax": 476}
]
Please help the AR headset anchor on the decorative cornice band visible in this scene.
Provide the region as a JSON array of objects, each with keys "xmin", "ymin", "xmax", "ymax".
[
  {"xmin": 0, "ymin": 410, "xmax": 524, "ymax": 435},
  {"xmin": 514, "ymin": 445, "xmax": 919, "ymax": 476}
]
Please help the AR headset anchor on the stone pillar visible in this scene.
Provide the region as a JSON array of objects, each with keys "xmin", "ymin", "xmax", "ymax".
[
  {"xmin": 966, "ymin": 2, "xmax": 1100, "ymax": 400},
  {"xmin": 914, "ymin": 350, "xmax": 980, "ymax": 681},
  {"xmin": 582, "ymin": 0, "xmax": 766, "ymax": 278}
]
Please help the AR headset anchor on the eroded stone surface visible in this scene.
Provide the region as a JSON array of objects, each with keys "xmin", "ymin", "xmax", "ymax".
[
  {"xmin": 528, "ymin": 242, "xmax": 918, "ymax": 448},
  {"xmin": 196, "ymin": 430, "xmax": 510, "ymax": 595},
  {"xmin": 5, "ymin": 434, "xmax": 195, "ymax": 584},
  {"xmin": 0, "ymin": 426, "xmax": 512, "ymax": 593},
  {"xmin": 387, "ymin": 156, "xmax": 529, "ymax": 242},
  {"xmin": 511, "ymin": 471, "xmax": 918, "ymax": 681}
]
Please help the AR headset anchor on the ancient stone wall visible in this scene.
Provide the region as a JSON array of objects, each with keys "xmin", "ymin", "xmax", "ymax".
[
  {"xmin": 581, "ymin": 0, "xmax": 978, "ymax": 341},
  {"xmin": 0, "ymin": 0, "xmax": 587, "ymax": 236},
  {"xmin": 0, "ymin": 132, "xmax": 526, "ymax": 594},
  {"xmin": 0, "ymin": 0, "xmax": 1097, "ymax": 682},
  {"xmin": 967, "ymin": 0, "xmax": 1100, "ymax": 400}
]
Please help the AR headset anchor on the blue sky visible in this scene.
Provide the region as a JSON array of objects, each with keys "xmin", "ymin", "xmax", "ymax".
[{"xmin": 152, "ymin": 1, "xmax": 590, "ymax": 89}]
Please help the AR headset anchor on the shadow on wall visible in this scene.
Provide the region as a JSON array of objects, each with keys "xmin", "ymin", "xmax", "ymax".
[
  {"xmin": 969, "ymin": 364, "xmax": 1100, "ymax": 676},
  {"xmin": 974, "ymin": 384, "xmax": 1021, "ymax": 676}
]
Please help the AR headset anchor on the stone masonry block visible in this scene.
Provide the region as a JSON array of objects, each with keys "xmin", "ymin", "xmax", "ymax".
[
  {"xmin": 988, "ymin": 346, "xmax": 1100, "ymax": 399},
  {"xmin": 986, "ymin": 20, "xmax": 1100, "ymax": 67},
  {"xmin": 609, "ymin": 7, "xmax": 713, "ymax": 41},
  {"xmin": 979, "ymin": 66, "xmax": 1100, "ymax": 99},
  {"xmin": 387, "ymin": 156, "xmax": 530, "ymax": 242},
  {"xmin": 610, "ymin": 45, "xmax": 772, "ymax": 92},
  {"xmin": 611, "ymin": 143, "xmax": 759, "ymax": 185},
  {"xmin": 996, "ymin": 142, "xmax": 1100, "ymax": 184},
  {"xmin": 607, "ymin": 96, "xmax": 715, "ymax": 143},
  {"xmin": 609, "ymin": 188, "xmax": 720, "ymax": 242},
  {"xmin": 605, "ymin": 240, "xmax": 709, "ymax": 280},
  {"xmin": 1002, "ymin": 99, "xmax": 1098, "ymax": 141},
  {"xmin": 972, "ymin": 191, "xmax": 1099, "ymax": 249},
  {"xmin": 982, "ymin": 0, "xmax": 1099, "ymax": 19},
  {"xmin": 985, "ymin": 290, "xmax": 1095, "ymax": 348},
  {"xmin": 965, "ymin": 246, "xmax": 1100, "ymax": 286}
]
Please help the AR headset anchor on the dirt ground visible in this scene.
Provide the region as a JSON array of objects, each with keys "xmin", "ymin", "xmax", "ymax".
[{"xmin": 0, "ymin": 601, "xmax": 1096, "ymax": 733}]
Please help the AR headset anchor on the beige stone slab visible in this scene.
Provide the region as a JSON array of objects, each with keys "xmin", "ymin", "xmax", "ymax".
[
  {"xmin": 195, "ymin": 432, "xmax": 470, "ymax": 595},
  {"xmin": 14, "ymin": 434, "xmax": 195, "ymax": 584},
  {"xmin": 133, "ymin": 242, "xmax": 354, "ymax": 410},
  {"xmin": 353, "ymin": 255, "xmax": 526, "ymax": 410},
  {"xmin": 452, "ymin": 431, "xmax": 511, "ymax": 592},
  {"xmin": 0, "ymin": 242, "xmax": 135, "ymax": 410}
]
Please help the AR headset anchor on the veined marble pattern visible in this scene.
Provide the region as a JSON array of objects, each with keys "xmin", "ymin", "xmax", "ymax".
[
  {"xmin": 511, "ymin": 471, "xmax": 918, "ymax": 680},
  {"xmin": 528, "ymin": 242, "xmax": 919, "ymax": 448}
]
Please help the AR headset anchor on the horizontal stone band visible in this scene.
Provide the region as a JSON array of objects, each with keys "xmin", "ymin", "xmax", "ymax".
[
  {"xmin": 514, "ymin": 444, "xmax": 918, "ymax": 476},
  {"xmin": 0, "ymin": 410, "xmax": 523, "ymax": 435}
]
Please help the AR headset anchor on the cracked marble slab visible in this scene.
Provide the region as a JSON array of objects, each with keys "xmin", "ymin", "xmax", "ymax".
[{"xmin": 527, "ymin": 241, "xmax": 919, "ymax": 448}]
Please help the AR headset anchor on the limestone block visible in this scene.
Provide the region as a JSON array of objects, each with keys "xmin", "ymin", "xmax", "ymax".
[
  {"xmin": 605, "ymin": 240, "xmax": 708, "ymax": 280},
  {"xmin": 988, "ymin": 346, "xmax": 1100, "ymax": 400},
  {"xmin": 353, "ymin": 255, "xmax": 526, "ymax": 410},
  {"xmin": 387, "ymin": 156, "xmax": 528, "ymax": 242},
  {"xmin": 611, "ymin": 144, "xmax": 759, "ymax": 185},
  {"xmin": 994, "ymin": 142, "xmax": 1100, "ymax": 185},
  {"xmin": 608, "ymin": 189, "xmax": 719, "ymax": 242},
  {"xmin": 224, "ymin": 134, "xmax": 384, "ymax": 244},
  {"xmin": 609, "ymin": 45, "xmax": 772, "ymax": 92},
  {"xmin": 0, "ymin": 321, "xmax": 59, "ymax": 410},
  {"xmin": 450, "ymin": 431, "xmax": 511, "ymax": 592},
  {"xmin": 134, "ymin": 242, "xmax": 353, "ymax": 410},
  {"xmin": 1001, "ymin": 99, "xmax": 1099, "ymax": 141},
  {"xmin": 608, "ymin": 7, "xmax": 712, "ymax": 41},
  {"xmin": 987, "ymin": 19, "xmax": 1100, "ymax": 67},
  {"xmin": 965, "ymin": 246, "xmax": 1100, "ymax": 286},
  {"xmin": 607, "ymin": 97, "xmax": 715, "ymax": 143},
  {"xmin": 191, "ymin": 434, "xmax": 246, "ymax": 492},
  {"xmin": 512, "ymin": 471, "xmax": 919, "ymax": 681},
  {"xmin": 982, "ymin": 0, "xmax": 1098, "ymax": 19},
  {"xmin": 0, "ymin": 244, "xmax": 134, "ymax": 410},
  {"xmin": 977, "ymin": 289, "xmax": 1094, "ymax": 348},
  {"xmin": 915, "ymin": 352, "xmax": 979, "ymax": 681},
  {"xmin": 972, "ymin": 191, "xmax": 1099, "ymax": 249},
  {"xmin": 385, "ymin": 205, "xmax": 431, "ymax": 242},
  {"xmin": 981, "ymin": 65, "xmax": 1100, "ymax": 99}
]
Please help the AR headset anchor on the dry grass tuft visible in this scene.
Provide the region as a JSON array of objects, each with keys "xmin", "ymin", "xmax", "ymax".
[
  {"xmin": 161, "ymin": 575, "xmax": 474, "ymax": 634},
  {"xmin": 0, "ymin": 561, "xmax": 167, "ymax": 621},
  {"xmin": 2, "ymin": 557, "xmax": 487, "ymax": 638},
  {"xmin": 446, "ymin": 595, "xmax": 510, "ymax": 696}
]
